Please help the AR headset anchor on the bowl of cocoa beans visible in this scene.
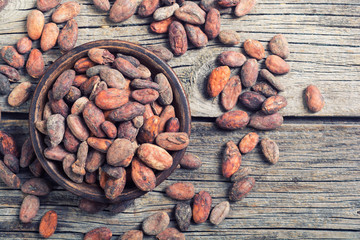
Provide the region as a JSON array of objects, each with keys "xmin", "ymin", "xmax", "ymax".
[{"xmin": 29, "ymin": 40, "xmax": 191, "ymax": 203}]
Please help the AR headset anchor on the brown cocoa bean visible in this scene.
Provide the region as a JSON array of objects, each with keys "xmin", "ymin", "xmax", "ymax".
[
  {"xmin": 100, "ymin": 68, "xmax": 126, "ymax": 89},
  {"xmin": 52, "ymin": 69, "xmax": 76, "ymax": 100},
  {"xmin": 166, "ymin": 182, "xmax": 195, "ymax": 200},
  {"xmin": 43, "ymin": 102, "xmax": 52, "ymax": 120},
  {"xmin": 0, "ymin": 73, "xmax": 10, "ymax": 95},
  {"xmin": 83, "ymin": 101, "xmax": 106, "ymax": 137},
  {"xmin": 41, "ymin": 23, "xmax": 59, "ymax": 52},
  {"xmin": 85, "ymin": 150, "xmax": 105, "ymax": 172},
  {"xmin": 241, "ymin": 58, "xmax": 258, "ymax": 88},
  {"xmin": 26, "ymin": 49, "xmax": 45, "ymax": 78},
  {"xmin": 156, "ymin": 132, "xmax": 189, "ymax": 151},
  {"xmin": 74, "ymin": 57, "xmax": 95, "ymax": 73},
  {"xmin": 109, "ymin": 0, "xmax": 137, "ymax": 23},
  {"xmin": 169, "ymin": 21, "xmax": 188, "ymax": 56},
  {"xmin": 0, "ymin": 160, "xmax": 21, "ymax": 189},
  {"xmin": 305, "ymin": 84, "xmax": 324, "ymax": 113},
  {"xmin": 0, "ymin": 46, "xmax": 25, "ymax": 69},
  {"xmin": 79, "ymin": 198, "xmax": 107, "ymax": 214},
  {"xmin": 89, "ymin": 81, "xmax": 107, "ymax": 102},
  {"xmin": 239, "ymin": 91, "xmax": 266, "ymax": 110},
  {"xmin": 121, "ymin": 230, "xmax": 143, "ymax": 240},
  {"xmin": 131, "ymin": 79, "xmax": 160, "ymax": 91},
  {"xmin": 108, "ymin": 102, "xmax": 146, "ymax": 122},
  {"xmin": 252, "ymin": 82, "xmax": 278, "ymax": 97},
  {"xmin": 17, "ymin": 37, "xmax": 32, "ymax": 54},
  {"xmin": 52, "ymin": 1, "xmax": 80, "ymax": 23},
  {"xmin": 107, "ymin": 138, "xmax": 135, "ymax": 167},
  {"xmin": 146, "ymin": 45, "xmax": 173, "ymax": 62},
  {"xmin": 231, "ymin": 167, "xmax": 252, "ymax": 182},
  {"xmin": 218, "ymin": 51, "xmax": 246, "ymax": 68},
  {"xmin": 63, "ymin": 154, "xmax": 83, "ymax": 183},
  {"xmin": 39, "ymin": 210, "xmax": 57, "ymax": 238},
  {"xmin": 73, "ymin": 75, "xmax": 88, "ymax": 87},
  {"xmin": 118, "ymin": 121, "xmax": 139, "ymax": 142},
  {"xmin": 132, "ymin": 115, "xmax": 144, "ymax": 128},
  {"xmin": 44, "ymin": 145, "xmax": 69, "ymax": 161},
  {"xmin": 27, "ymin": 10, "xmax": 45, "ymax": 40},
  {"xmin": 19, "ymin": 195, "xmax": 40, "ymax": 223},
  {"xmin": 85, "ymin": 171, "xmax": 97, "ymax": 184},
  {"xmin": 269, "ymin": 34, "xmax": 289, "ymax": 59},
  {"xmin": 221, "ymin": 75, "xmax": 242, "ymax": 111},
  {"xmin": 116, "ymin": 53, "xmax": 141, "ymax": 67},
  {"xmin": 138, "ymin": 115, "xmax": 160, "ymax": 143},
  {"xmin": 204, "ymin": 8, "xmax": 220, "ymax": 39},
  {"xmin": 262, "ymin": 95, "xmax": 287, "ymax": 114},
  {"xmin": 139, "ymin": 0, "xmax": 160, "ymax": 17},
  {"xmin": 209, "ymin": 201, "xmax": 230, "ymax": 225},
  {"xmin": 71, "ymin": 141, "xmax": 88, "ymax": 175},
  {"xmin": 137, "ymin": 64, "xmax": 151, "ymax": 79},
  {"xmin": 234, "ymin": 0, "xmax": 256, "ymax": 17},
  {"xmin": 4, "ymin": 154, "xmax": 19, "ymax": 173},
  {"xmin": 248, "ymin": 111, "xmax": 283, "ymax": 130},
  {"xmin": 81, "ymin": 75, "xmax": 100, "ymax": 96},
  {"xmin": 20, "ymin": 137, "xmax": 35, "ymax": 168},
  {"xmin": 175, "ymin": 203, "xmax": 192, "ymax": 231},
  {"xmin": 104, "ymin": 172, "xmax": 126, "ymax": 200},
  {"xmin": 165, "ymin": 117, "xmax": 180, "ymax": 132},
  {"xmin": 100, "ymin": 121, "xmax": 117, "ymax": 139},
  {"xmin": 150, "ymin": 17, "xmax": 175, "ymax": 34},
  {"xmin": 71, "ymin": 96, "xmax": 89, "ymax": 115},
  {"xmin": 22, "ymin": 178, "xmax": 51, "ymax": 196},
  {"xmin": 137, "ymin": 143, "xmax": 173, "ymax": 170},
  {"xmin": 58, "ymin": 19, "xmax": 78, "ymax": 52},
  {"xmin": 143, "ymin": 104, "xmax": 155, "ymax": 120},
  {"xmin": 93, "ymin": 0, "xmax": 111, "ymax": 12},
  {"xmin": 131, "ymin": 88, "xmax": 159, "ymax": 105},
  {"xmin": 102, "ymin": 164, "xmax": 125, "ymax": 179},
  {"xmin": 244, "ymin": 39, "xmax": 265, "ymax": 60},
  {"xmin": 29, "ymin": 159, "xmax": 44, "ymax": 177},
  {"xmin": 84, "ymin": 227, "xmax": 112, "ymax": 240},
  {"xmin": 63, "ymin": 128, "xmax": 80, "ymax": 153},
  {"xmin": 260, "ymin": 69, "xmax": 284, "ymax": 91},
  {"xmin": 159, "ymin": 105, "xmax": 175, "ymax": 132},
  {"xmin": 219, "ymin": 0, "xmax": 240, "ymax": 7},
  {"xmin": 216, "ymin": 110, "xmax": 250, "ymax": 130},
  {"xmin": 86, "ymin": 65, "xmax": 109, "ymax": 77},
  {"xmin": 153, "ymin": 3, "xmax": 179, "ymax": 21},
  {"xmin": 222, "ymin": 141, "xmax": 241, "ymax": 178},
  {"xmin": 37, "ymin": 0, "xmax": 61, "ymax": 12},
  {"xmin": 193, "ymin": 190, "xmax": 212, "ymax": 224},
  {"xmin": 142, "ymin": 212, "xmax": 170, "ymax": 236},
  {"xmin": 88, "ymin": 48, "xmax": 115, "ymax": 65},
  {"xmin": 229, "ymin": 177, "xmax": 255, "ymax": 201},
  {"xmin": 113, "ymin": 57, "xmax": 142, "ymax": 79},
  {"xmin": 131, "ymin": 157, "xmax": 156, "ymax": 191},
  {"xmin": 87, "ymin": 137, "xmax": 112, "ymax": 153},
  {"xmin": 219, "ymin": 30, "xmax": 241, "ymax": 45},
  {"xmin": 265, "ymin": 55, "xmax": 290, "ymax": 74},
  {"xmin": 47, "ymin": 114, "xmax": 65, "ymax": 146},
  {"xmin": 0, "ymin": 130, "xmax": 18, "ymax": 157},
  {"xmin": 261, "ymin": 138, "xmax": 279, "ymax": 164},
  {"xmin": 156, "ymin": 228, "xmax": 185, "ymax": 240},
  {"xmin": 95, "ymin": 88, "xmax": 130, "ymax": 110},
  {"xmin": 207, "ymin": 66, "xmax": 231, "ymax": 98},
  {"xmin": 0, "ymin": 65, "xmax": 20, "ymax": 82},
  {"xmin": 180, "ymin": 152, "xmax": 202, "ymax": 169},
  {"xmin": 239, "ymin": 132, "xmax": 259, "ymax": 154},
  {"xmin": 174, "ymin": 1, "xmax": 206, "ymax": 25},
  {"xmin": 155, "ymin": 73, "xmax": 173, "ymax": 106},
  {"xmin": 185, "ymin": 23, "xmax": 208, "ymax": 48},
  {"xmin": 65, "ymin": 86, "xmax": 81, "ymax": 103}
]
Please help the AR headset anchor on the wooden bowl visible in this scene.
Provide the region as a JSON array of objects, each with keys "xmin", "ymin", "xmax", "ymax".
[{"xmin": 29, "ymin": 40, "xmax": 191, "ymax": 203}]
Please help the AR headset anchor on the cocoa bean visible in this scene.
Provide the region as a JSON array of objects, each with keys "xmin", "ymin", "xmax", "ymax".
[
  {"xmin": 0, "ymin": 73, "xmax": 10, "ymax": 95},
  {"xmin": 27, "ymin": 10, "xmax": 45, "ymax": 40},
  {"xmin": 37, "ymin": 0, "xmax": 61, "ymax": 12},
  {"xmin": 73, "ymin": 74, "xmax": 88, "ymax": 87},
  {"xmin": 116, "ymin": 53, "xmax": 141, "ymax": 67},
  {"xmin": 71, "ymin": 141, "xmax": 88, "ymax": 175},
  {"xmin": 231, "ymin": 167, "xmax": 252, "ymax": 182},
  {"xmin": 260, "ymin": 69, "xmax": 284, "ymax": 91},
  {"xmin": 137, "ymin": 143, "xmax": 173, "ymax": 170},
  {"xmin": 166, "ymin": 182, "xmax": 195, "ymax": 200},
  {"xmin": 41, "ymin": 23, "xmax": 59, "ymax": 52},
  {"xmin": 39, "ymin": 210, "xmax": 57, "ymax": 238},
  {"xmin": 100, "ymin": 68, "xmax": 126, "ymax": 89},
  {"xmin": 174, "ymin": 1, "xmax": 206, "ymax": 25},
  {"xmin": 137, "ymin": 64, "xmax": 151, "ymax": 79},
  {"xmin": 169, "ymin": 21, "xmax": 188, "ymax": 56},
  {"xmin": 43, "ymin": 102, "xmax": 52, "ymax": 120},
  {"xmin": 131, "ymin": 79, "xmax": 160, "ymax": 91},
  {"xmin": 216, "ymin": 110, "xmax": 250, "ymax": 130},
  {"xmin": 248, "ymin": 111, "xmax": 283, "ymax": 130},
  {"xmin": 262, "ymin": 95, "xmax": 287, "ymax": 114},
  {"xmin": 86, "ymin": 65, "xmax": 110, "ymax": 77},
  {"xmin": 185, "ymin": 23, "xmax": 208, "ymax": 48},
  {"xmin": 221, "ymin": 75, "xmax": 242, "ymax": 111},
  {"xmin": 180, "ymin": 152, "xmax": 202, "ymax": 169},
  {"xmin": 261, "ymin": 138, "xmax": 279, "ymax": 164},
  {"xmin": 84, "ymin": 227, "xmax": 112, "ymax": 240},
  {"xmin": 74, "ymin": 57, "xmax": 95, "ymax": 73},
  {"xmin": 95, "ymin": 88, "xmax": 130, "ymax": 110},
  {"xmin": 155, "ymin": 73, "xmax": 173, "ymax": 106},
  {"xmin": 252, "ymin": 82, "xmax": 278, "ymax": 97},
  {"xmin": 118, "ymin": 121, "xmax": 139, "ymax": 142},
  {"xmin": 100, "ymin": 121, "xmax": 117, "ymax": 139},
  {"xmin": 19, "ymin": 195, "xmax": 40, "ymax": 223},
  {"xmin": 265, "ymin": 55, "xmax": 290, "ymax": 74},
  {"xmin": 65, "ymin": 86, "xmax": 81, "ymax": 103},
  {"xmin": 143, "ymin": 104, "xmax": 155, "ymax": 120},
  {"xmin": 222, "ymin": 141, "xmax": 241, "ymax": 178},
  {"xmin": 83, "ymin": 101, "xmax": 106, "ymax": 137},
  {"xmin": 269, "ymin": 34, "xmax": 289, "ymax": 59},
  {"xmin": 0, "ymin": 160, "xmax": 21, "ymax": 189},
  {"xmin": 81, "ymin": 75, "xmax": 100, "ymax": 96},
  {"xmin": 0, "ymin": 130, "xmax": 18, "ymax": 157},
  {"xmin": 101, "ymin": 164, "xmax": 125, "ymax": 179},
  {"xmin": 93, "ymin": 0, "xmax": 110, "ymax": 12},
  {"xmin": 63, "ymin": 154, "xmax": 83, "ymax": 183},
  {"xmin": 146, "ymin": 45, "xmax": 173, "ymax": 62},
  {"xmin": 52, "ymin": 69, "xmax": 76, "ymax": 100},
  {"xmin": 4, "ymin": 154, "xmax": 19, "ymax": 173},
  {"xmin": 107, "ymin": 138, "xmax": 135, "ymax": 167},
  {"xmin": 239, "ymin": 91, "xmax": 266, "ymax": 110},
  {"xmin": 52, "ymin": 1, "xmax": 81, "ymax": 23},
  {"xmin": 150, "ymin": 17, "xmax": 175, "ymax": 34},
  {"xmin": 131, "ymin": 157, "xmax": 156, "ymax": 191},
  {"xmin": 244, "ymin": 39, "xmax": 265, "ymax": 60},
  {"xmin": 218, "ymin": 0, "xmax": 239, "ymax": 7},
  {"xmin": 87, "ymin": 137, "xmax": 112, "ymax": 153},
  {"xmin": 26, "ymin": 49, "xmax": 45, "ymax": 78},
  {"xmin": 142, "ymin": 212, "xmax": 170, "ymax": 236},
  {"xmin": 121, "ymin": 230, "xmax": 143, "ymax": 240},
  {"xmin": 48, "ymin": 87, "xmax": 69, "ymax": 116},
  {"xmin": 108, "ymin": 102, "xmax": 146, "ymax": 122},
  {"xmin": 207, "ymin": 66, "xmax": 231, "ymax": 98},
  {"xmin": 165, "ymin": 117, "xmax": 180, "ymax": 132},
  {"xmin": 109, "ymin": 0, "xmax": 137, "ymax": 23},
  {"xmin": 218, "ymin": 30, "xmax": 241, "ymax": 45},
  {"xmin": 1, "ymin": 46, "xmax": 25, "ymax": 69},
  {"xmin": 21, "ymin": 178, "xmax": 51, "ymax": 196},
  {"xmin": 63, "ymin": 128, "xmax": 80, "ymax": 153},
  {"xmin": 132, "ymin": 115, "xmax": 144, "ymax": 128},
  {"xmin": 156, "ymin": 228, "xmax": 185, "ymax": 240},
  {"xmin": 239, "ymin": 132, "xmax": 259, "ymax": 154},
  {"xmin": 104, "ymin": 172, "xmax": 126, "ymax": 199},
  {"xmin": 209, "ymin": 201, "xmax": 230, "ymax": 225},
  {"xmin": 113, "ymin": 57, "xmax": 142, "ymax": 79},
  {"xmin": 71, "ymin": 96, "xmax": 89, "ymax": 115},
  {"xmin": 20, "ymin": 137, "xmax": 35, "ymax": 168},
  {"xmin": 138, "ymin": 116, "xmax": 160, "ymax": 143},
  {"xmin": 88, "ymin": 48, "xmax": 115, "ymax": 65},
  {"xmin": 175, "ymin": 202, "xmax": 192, "ymax": 231},
  {"xmin": 229, "ymin": 177, "xmax": 255, "ymax": 201},
  {"xmin": 79, "ymin": 198, "xmax": 107, "ymax": 214},
  {"xmin": 204, "ymin": 8, "xmax": 220, "ymax": 39},
  {"xmin": 44, "ymin": 145, "xmax": 69, "ymax": 161},
  {"xmin": 218, "ymin": 51, "xmax": 246, "ymax": 67},
  {"xmin": 234, "ymin": 0, "xmax": 256, "ymax": 17},
  {"xmin": 0, "ymin": 65, "xmax": 20, "ymax": 82},
  {"xmin": 132, "ymin": 89, "xmax": 159, "ymax": 105},
  {"xmin": 58, "ymin": 19, "xmax": 78, "ymax": 52},
  {"xmin": 153, "ymin": 3, "xmax": 179, "ymax": 21},
  {"xmin": 193, "ymin": 191, "xmax": 212, "ymax": 224},
  {"xmin": 156, "ymin": 132, "xmax": 189, "ymax": 151},
  {"xmin": 29, "ymin": 159, "xmax": 44, "ymax": 177},
  {"xmin": 241, "ymin": 59, "xmax": 258, "ymax": 88},
  {"xmin": 304, "ymin": 84, "xmax": 324, "ymax": 113},
  {"xmin": 47, "ymin": 114, "xmax": 65, "ymax": 147},
  {"xmin": 85, "ymin": 150, "xmax": 105, "ymax": 172},
  {"xmin": 138, "ymin": 0, "xmax": 160, "ymax": 17},
  {"xmin": 16, "ymin": 37, "xmax": 32, "ymax": 54}
]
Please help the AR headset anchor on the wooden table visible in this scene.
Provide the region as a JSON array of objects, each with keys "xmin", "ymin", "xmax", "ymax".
[{"xmin": 1, "ymin": 1, "xmax": 359, "ymax": 239}]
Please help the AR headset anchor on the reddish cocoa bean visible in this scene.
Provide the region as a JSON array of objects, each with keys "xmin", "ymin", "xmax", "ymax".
[
  {"xmin": 65, "ymin": 86, "xmax": 81, "ymax": 103},
  {"xmin": 156, "ymin": 228, "xmax": 185, "ymax": 240},
  {"xmin": 137, "ymin": 143, "xmax": 173, "ymax": 170},
  {"xmin": 41, "ymin": 23, "xmax": 59, "ymax": 52},
  {"xmin": 93, "ymin": 0, "xmax": 111, "ymax": 12},
  {"xmin": 100, "ymin": 121, "xmax": 117, "ymax": 139},
  {"xmin": 71, "ymin": 141, "xmax": 88, "ymax": 175},
  {"xmin": 193, "ymin": 191, "xmax": 212, "ymax": 224},
  {"xmin": 221, "ymin": 75, "xmax": 242, "ymax": 111},
  {"xmin": 21, "ymin": 178, "xmax": 51, "ymax": 196},
  {"xmin": 87, "ymin": 137, "xmax": 112, "ymax": 153},
  {"xmin": 108, "ymin": 102, "xmax": 146, "ymax": 122},
  {"xmin": 113, "ymin": 57, "xmax": 141, "ymax": 79},
  {"xmin": 244, "ymin": 39, "xmax": 265, "ymax": 60},
  {"xmin": 63, "ymin": 128, "xmax": 80, "ymax": 153},
  {"xmin": 137, "ymin": 116, "xmax": 160, "ymax": 144},
  {"xmin": 165, "ymin": 117, "xmax": 180, "ymax": 132},
  {"xmin": 156, "ymin": 132, "xmax": 189, "ymax": 151},
  {"xmin": 118, "ymin": 121, "xmax": 139, "ymax": 142},
  {"xmin": 142, "ymin": 212, "xmax": 170, "ymax": 236},
  {"xmin": 104, "ymin": 172, "xmax": 126, "ymax": 200},
  {"xmin": 262, "ymin": 95, "xmax": 287, "ymax": 114},
  {"xmin": 234, "ymin": 0, "xmax": 256, "ymax": 17},
  {"xmin": 265, "ymin": 55, "xmax": 290, "ymax": 75},
  {"xmin": 27, "ymin": 10, "xmax": 45, "ymax": 40},
  {"xmin": 248, "ymin": 111, "xmax": 283, "ymax": 130},
  {"xmin": 269, "ymin": 34, "xmax": 289, "ymax": 59},
  {"xmin": 229, "ymin": 177, "xmax": 255, "ymax": 201},
  {"xmin": 74, "ymin": 57, "xmax": 95, "ymax": 73},
  {"xmin": 109, "ymin": 0, "xmax": 137, "ymax": 22},
  {"xmin": 0, "ymin": 65, "xmax": 20, "ymax": 82},
  {"xmin": 218, "ymin": 30, "xmax": 241, "ymax": 45},
  {"xmin": 37, "ymin": 0, "xmax": 61, "ymax": 12},
  {"xmin": 185, "ymin": 23, "xmax": 208, "ymax": 48},
  {"xmin": 239, "ymin": 91, "xmax": 266, "ymax": 110},
  {"xmin": 19, "ymin": 195, "xmax": 40, "ymax": 223},
  {"xmin": 150, "ymin": 17, "xmax": 175, "ymax": 34},
  {"xmin": 0, "ymin": 130, "xmax": 18, "ymax": 157},
  {"xmin": 26, "ymin": 49, "xmax": 45, "ymax": 78},
  {"xmin": 174, "ymin": 1, "xmax": 206, "ymax": 25},
  {"xmin": 51, "ymin": 1, "xmax": 81, "ymax": 23},
  {"xmin": 180, "ymin": 153, "xmax": 202, "ymax": 169},
  {"xmin": 95, "ymin": 88, "xmax": 130, "ymax": 110},
  {"xmin": 71, "ymin": 96, "xmax": 89, "ymax": 115},
  {"xmin": 44, "ymin": 145, "xmax": 69, "ymax": 161},
  {"xmin": 121, "ymin": 230, "xmax": 143, "ymax": 240},
  {"xmin": 107, "ymin": 138, "xmax": 135, "ymax": 167},
  {"xmin": 80, "ymin": 75, "xmax": 100, "ymax": 96},
  {"xmin": 138, "ymin": 0, "xmax": 160, "ymax": 17},
  {"xmin": 204, "ymin": 8, "xmax": 220, "ymax": 39},
  {"xmin": 58, "ymin": 19, "xmax": 78, "ymax": 52},
  {"xmin": 20, "ymin": 137, "xmax": 35, "ymax": 168},
  {"xmin": 131, "ymin": 157, "xmax": 156, "ymax": 191},
  {"xmin": 207, "ymin": 66, "xmax": 231, "ymax": 98},
  {"xmin": 88, "ymin": 48, "xmax": 115, "ymax": 65},
  {"xmin": 4, "ymin": 154, "xmax": 19, "ymax": 173},
  {"xmin": 218, "ymin": 51, "xmax": 246, "ymax": 68},
  {"xmin": 252, "ymin": 82, "xmax": 278, "ymax": 97},
  {"xmin": 17, "ymin": 37, "xmax": 32, "ymax": 54},
  {"xmin": 166, "ymin": 182, "xmax": 195, "ymax": 200},
  {"xmin": 305, "ymin": 85, "xmax": 325, "ymax": 113},
  {"xmin": 222, "ymin": 141, "xmax": 241, "ymax": 178},
  {"xmin": 158, "ymin": 105, "xmax": 175, "ymax": 132},
  {"xmin": 73, "ymin": 75, "xmax": 88, "ymax": 87},
  {"xmin": 83, "ymin": 101, "xmax": 106, "ymax": 137},
  {"xmin": 39, "ymin": 210, "xmax": 57, "ymax": 238},
  {"xmin": 0, "ymin": 46, "xmax": 25, "ymax": 69},
  {"xmin": 239, "ymin": 132, "xmax": 259, "ymax": 154},
  {"xmin": 168, "ymin": 21, "xmax": 188, "ymax": 56},
  {"xmin": 132, "ymin": 89, "xmax": 159, "ymax": 105},
  {"xmin": 84, "ymin": 227, "xmax": 112, "ymax": 240},
  {"xmin": 155, "ymin": 73, "xmax": 173, "ymax": 106},
  {"xmin": 0, "ymin": 160, "xmax": 21, "ymax": 189},
  {"xmin": 218, "ymin": 0, "xmax": 240, "ymax": 7},
  {"xmin": 216, "ymin": 110, "xmax": 250, "ymax": 130}
]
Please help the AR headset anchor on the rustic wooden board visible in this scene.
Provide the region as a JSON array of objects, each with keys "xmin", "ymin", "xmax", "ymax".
[
  {"xmin": 0, "ymin": 120, "xmax": 359, "ymax": 239},
  {"xmin": 0, "ymin": 0, "xmax": 359, "ymax": 117}
]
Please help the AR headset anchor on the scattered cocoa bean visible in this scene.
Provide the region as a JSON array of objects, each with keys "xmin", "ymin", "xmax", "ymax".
[
  {"xmin": 231, "ymin": 167, "xmax": 252, "ymax": 182},
  {"xmin": 260, "ymin": 69, "xmax": 284, "ymax": 91},
  {"xmin": 166, "ymin": 182, "xmax": 195, "ymax": 200},
  {"xmin": 153, "ymin": 3, "xmax": 179, "ymax": 21},
  {"xmin": 241, "ymin": 58, "xmax": 259, "ymax": 88},
  {"xmin": 0, "ymin": 73, "xmax": 10, "ymax": 95},
  {"xmin": 0, "ymin": 160, "xmax": 21, "ymax": 189},
  {"xmin": 0, "ymin": 65, "xmax": 20, "ymax": 82},
  {"xmin": 269, "ymin": 34, "xmax": 289, "ymax": 59},
  {"xmin": 234, "ymin": 0, "xmax": 256, "ymax": 17},
  {"xmin": 239, "ymin": 132, "xmax": 259, "ymax": 154},
  {"xmin": 131, "ymin": 157, "xmax": 156, "ymax": 191},
  {"xmin": 252, "ymin": 82, "xmax": 278, "ymax": 97},
  {"xmin": 156, "ymin": 228, "xmax": 185, "ymax": 240},
  {"xmin": 265, "ymin": 55, "xmax": 290, "ymax": 75},
  {"xmin": 52, "ymin": 1, "xmax": 81, "ymax": 23},
  {"xmin": 150, "ymin": 17, "xmax": 175, "ymax": 34},
  {"xmin": 175, "ymin": 202, "xmax": 192, "ymax": 231},
  {"xmin": 20, "ymin": 137, "xmax": 35, "ymax": 168},
  {"xmin": 168, "ymin": 21, "xmax": 188, "ymax": 56},
  {"xmin": 222, "ymin": 141, "xmax": 241, "ymax": 178},
  {"xmin": 218, "ymin": 30, "xmax": 241, "ymax": 45},
  {"xmin": 229, "ymin": 176, "xmax": 255, "ymax": 201},
  {"xmin": 216, "ymin": 110, "xmax": 250, "ymax": 130},
  {"xmin": 207, "ymin": 66, "xmax": 231, "ymax": 97},
  {"xmin": 16, "ymin": 37, "xmax": 32, "ymax": 54},
  {"xmin": 93, "ymin": 0, "xmax": 111, "ymax": 12},
  {"xmin": 304, "ymin": 84, "xmax": 324, "ymax": 113},
  {"xmin": 248, "ymin": 111, "xmax": 283, "ymax": 130},
  {"xmin": 37, "ymin": 0, "xmax": 61, "ymax": 12},
  {"xmin": 109, "ymin": 0, "xmax": 137, "ymax": 23},
  {"xmin": 262, "ymin": 95, "xmax": 287, "ymax": 114},
  {"xmin": 180, "ymin": 152, "xmax": 202, "ymax": 169},
  {"xmin": 239, "ymin": 91, "xmax": 266, "ymax": 110},
  {"xmin": 21, "ymin": 178, "xmax": 51, "ymax": 196},
  {"xmin": 27, "ymin": 10, "xmax": 45, "ymax": 40},
  {"xmin": 29, "ymin": 159, "xmax": 44, "ymax": 177},
  {"xmin": 193, "ymin": 190, "xmax": 212, "ymax": 224},
  {"xmin": 121, "ymin": 230, "xmax": 143, "ymax": 240},
  {"xmin": 185, "ymin": 23, "xmax": 208, "ymax": 48},
  {"xmin": 261, "ymin": 138, "xmax": 279, "ymax": 164},
  {"xmin": 84, "ymin": 227, "xmax": 112, "ymax": 240},
  {"xmin": 79, "ymin": 198, "xmax": 107, "ymax": 214},
  {"xmin": 58, "ymin": 19, "xmax": 78, "ymax": 52},
  {"xmin": 209, "ymin": 201, "xmax": 230, "ymax": 225},
  {"xmin": 39, "ymin": 210, "xmax": 57, "ymax": 238},
  {"xmin": 41, "ymin": 22, "xmax": 59, "ymax": 52},
  {"xmin": 19, "ymin": 195, "xmax": 40, "ymax": 223},
  {"xmin": 4, "ymin": 154, "xmax": 19, "ymax": 173},
  {"xmin": 0, "ymin": 130, "xmax": 18, "ymax": 157},
  {"xmin": 139, "ymin": 0, "xmax": 160, "ymax": 17},
  {"xmin": 1, "ymin": 46, "xmax": 25, "ymax": 69},
  {"xmin": 244, "ymin": 39, "xmax": 265, "ymax": 60},
  {"xmin": 174, "ymin": 1, "xmax": 206, "ymax": 25},
  {"xmin": 218, "ymin": 51, "xmax": 246, "ymax": 67},
  {"xmin": 221, "ymin": 75, "xmax": 242, "ymax": 111},
  {"xmin": 142, "ymin": 212, "xmax": 170, "ymax": 236}
]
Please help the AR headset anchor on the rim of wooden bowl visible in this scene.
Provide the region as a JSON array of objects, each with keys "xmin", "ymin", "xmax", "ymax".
[{"xmin": 29, "ymin": 40, "xmax": 191, "ymax": 203}]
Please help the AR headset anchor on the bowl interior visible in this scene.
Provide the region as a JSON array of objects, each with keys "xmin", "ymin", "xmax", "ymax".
[{"xmin": 29, "ymin": 40, "xmax": 191, "ymax": 203}]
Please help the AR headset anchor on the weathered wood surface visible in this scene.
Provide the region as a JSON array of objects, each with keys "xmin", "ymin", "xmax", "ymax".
[
  {"xmin": 0, "ymin": 0, "xmax": 359, "ymax": 116},
  {"xmin": 0, "ymin": 120, "xmax": 359, "ymax": 239}
]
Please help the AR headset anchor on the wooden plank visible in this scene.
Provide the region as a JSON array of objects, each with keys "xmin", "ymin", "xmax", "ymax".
[
  {"xmin": 0, "ymin": 0, "xmax": 359, "ymax": 116},
  {"xmin": 0, "ymin": 120, "xmax": 359, "ymax": 239}
]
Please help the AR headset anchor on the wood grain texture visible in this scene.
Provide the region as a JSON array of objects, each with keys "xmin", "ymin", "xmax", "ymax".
[
  {"xmin": 0, "ymin": 0, "xmax": 359, "ymax": 116},
  {"xmin": 0, "ymin": 120, "xmax": 359, "ymax": 239}
]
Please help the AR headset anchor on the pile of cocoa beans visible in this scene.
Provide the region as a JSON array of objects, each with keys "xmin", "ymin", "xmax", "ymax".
[
  {"xmin": 0, "ymin": 1, "xmax": 80, "ymax": 109},
  {"xmin": 92, "ymin": 0, "xmax": 256, "ymax": 56}
]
